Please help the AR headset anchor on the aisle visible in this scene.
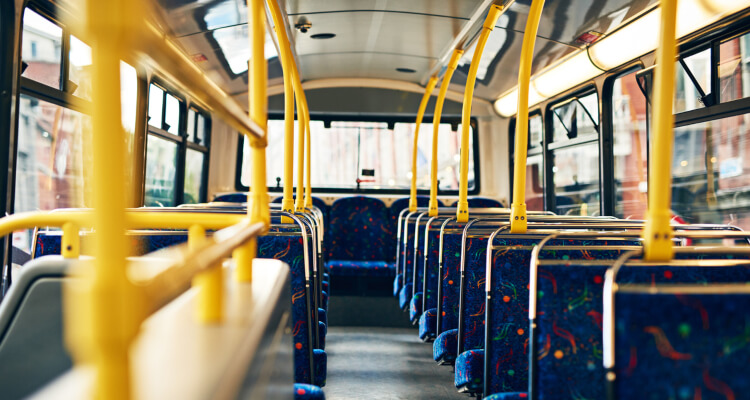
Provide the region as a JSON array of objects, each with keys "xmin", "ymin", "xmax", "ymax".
[{"xmin": 323, "ymin": 327, "xmax": 467, "ymax": 400}]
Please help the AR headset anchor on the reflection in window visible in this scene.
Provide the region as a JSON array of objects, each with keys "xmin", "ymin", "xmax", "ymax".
[
  {"xmin": 551, "ymin": 92, "xmax": 599, "ymax": 142},
  {"xmin": 144, "ymin": 135, "xmax": 177, "ymax": 206},
  {"xmin": 240, "ymin": 119, "xmax": 475, "ymax": 191},
  {"xmin": 671, "ymin": 114, "xmax": 750, "ymax": 229},
  {"xmin": 674, "ymin": 49, "xmax": 711, "ymax": 113},
  {"xmin": 612, "ymin": 71, "xmax": 649, "ymax": 219},
  {"xmin": 529, "ymin": 114, "xmax": 543, "ymax": 149},
  {"xmin": 164, "ymin": 94, "xmax": 180, "ymax": 134},
  {"xmin": 13, "ymin": 95, "xmax": 89, "ymax": 250},
  {"xmin": 552, "ymin": 143, "xmax": 600, "ymax": 215},
  {"xmin": 148, "ymin": 84, "xmax": 164, "ymax": 128},
  {"xmin": 526, "ymin": 154, "xmax": 544, "ymax": 211},
  {"xmin": 719, "ymin": 32, "xmax": 750, "ymax": 103},
  {"xmin": 184, "ymin": 149, "xmax": 204, "ymax": 204},
  {"xmin": 21, "ymin": 8, "xmax": 62, "ymax": 89},
  {"xmin": 68, "ymin": 36, "xmax": 91, "ymax": 100}
]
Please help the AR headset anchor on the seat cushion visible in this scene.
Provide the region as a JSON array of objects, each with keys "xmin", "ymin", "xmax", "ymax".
[
  {"xmin": 317, "ymin": 308, "xmax": 327, "ymax": 327},
  {"xmin": 326, "ymin": 260, "xmax": 394, "ymax": 277},
  {"xmin": 409, "ymin": 292, "xmax": 423, "ymax": 322},
  {"xmin": 313, "ymin": 349, "xmax": 327, "ymax": 387},
  {"xmin": 316, "ymin": 322, "xmax": 326, "ymax": 350},
  {"xmin": 294, "ymin": 383, "xmax": 326, "ymax": 400},
  {"xmin": 398, "ymin": 282, "xmax": 413, "ymax": 310},
  {"xmin": 393, "ymin": 273, "xmax": 402, "ymax": 297},
  {"xmin": 455, "ymin": 349, "xmax": 484, "ymax": 393},
  {"xmin": 433, "ymin": 329, "xmax": 458, "ymax": 364},
  {"xmin": 484, "ymin": 393, "xmax": 528, "ymax": 400},
  {"xmin": 419, "ymin": 308, "xmax": 437, "ymax": 342}
]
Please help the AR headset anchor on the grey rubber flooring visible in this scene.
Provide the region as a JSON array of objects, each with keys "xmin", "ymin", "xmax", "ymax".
[{"xmin": 323, "ymin": 327, "xmax": 467, "ymax": 400}]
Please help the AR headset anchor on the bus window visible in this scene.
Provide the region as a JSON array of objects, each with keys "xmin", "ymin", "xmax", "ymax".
[
  {"xmin": 144, "ymin": 134, "xmax": 178, "ymax": 206},
  {"xmin": 612, "ymin": 70, "xmax": 648, "ymax": 219},
  {"xmin": 68, "ymin": 36, "xmax": 91, "ymax": 100},
  {"xmin": 21, "ymin": 8, "xmax": 62, "ymax": 89},
  {"xmin": 239, "ymin": 118, "xmax": 475, "ymax": 193},
  {"xmin": 674, "ymin": 48, "xmax": 711, "ymax": 113},
  {"xmin": 526, "ymin": 153, "xmax": 544, "ymax": 211},
  {"xmin": 550, "ymin": 92, "xmax": 600, "ymax": 215},
  {"xmin": 184, "ymin": 148, "xmax": 205, "ymax": 204},
  {"xmin": 719, "ymin": 31, "xmax": 750, "ymax": 103}
]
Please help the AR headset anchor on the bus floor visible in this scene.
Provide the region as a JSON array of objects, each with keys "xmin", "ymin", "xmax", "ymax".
[{"xmin": 324, "ymin": 326, "xmax": 467, "ymax": 400}]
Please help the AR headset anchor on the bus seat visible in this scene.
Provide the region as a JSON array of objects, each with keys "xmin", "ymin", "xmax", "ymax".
[
  {"xmin": 326, "ymin": 197, "xmax": 390, "ymax": 278},
  {"xmin": 317, "ymin": 321, "xmax": 326, "ymax": 350},
  {"xmin": 313, "ymin": 349, "xmax": 327, "ymax": 387},
  {"xmin": 389, "ymin": 196, "xmax": 441, "ymax": 262},
  {"xmin": 483, "ymin": 393, "xmax": 528, "ymax": 399},
  {"xmin": 418, "ymin": 308, "xmax": 437, "ymax": 342},
  {"xmin": 398, "ymin": 282, "xmax": 413, "ymax": 310},
  {"xmin": 433, "ymin": 329, "xmax": 458, "ymax": 364},
  {"xmin": 436, "ymin": 231, "xmax": 464, "ymax": 336},
  {"xmin": 0, "ymin": 256, "xmax": 72, "ymax": 400},
  {"xmin": 455, "ymin": 349, "xmax": 484, "ymax": 393},
  {"xmin": 294, "ymin": 383, "xmax": 326, "ymax": 400},
  {"xmin": 326, "ymin": 260, "xmax": 393, "ymax": 277},
  {"xmin": 409, "ymin": 291, "xmax": 423, "ymax": 322},
  {"xmin": 467, "ymin": 197, "xmax": 503, "ymax": 208}
]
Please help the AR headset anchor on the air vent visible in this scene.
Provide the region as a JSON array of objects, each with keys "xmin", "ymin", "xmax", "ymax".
[
  {"xmin": 396, "ymin": 67, "xmax": 416, "ymax": 73},
  {"xmin": 310, "ymin": 33, "xmax": 335, "ymax": 39}
]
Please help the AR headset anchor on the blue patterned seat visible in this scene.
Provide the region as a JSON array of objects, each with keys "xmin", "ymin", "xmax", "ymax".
[
  {"xmin": 326, "ymin": 260, "xmax": 393, "ymax": 277},
  {"xmin": 419, "ymin": 219, "xmax": 448, "ymax": 336},
  {"xmin": 455, "ymin": 349, "xmax": 484, "ymax": 393},
  {"xmin": 433, "ymin": 329, "xmax": 458, "ymax": 364},
  {"xmin": 613, "ymin": 292, "xmax": 750, "ymax": 399},
  {"xmin": 294, "ymin": 383, "xmax": 325, "ymax": 400},
  {"xmin": 436, "ymin": 229, "xmax": 465, "ymax": 337},
  {"xmin": 325, "ymin": 196, "xmax": 390, "ymax": 279},
  {"xmin": 418, "ymin": 308, "xmax": 437, "ymax": 341},
  {"xmin": 391, "ymin": 197, "xmax": 442, "ymax": 298},
  {"xmin": 467, "ymin": 197, "xmax": 503, "ymax": 208},
  {"xmin": 409, "ymin": 292, "xmax": 423, "ymax": 322},
  {"xmin": 483, "ymin": 393, "xmax": 528, "ymax": 400},
  {"xmin": 398, "ymin": 282, "xmax": 413, "ymax": 310}
]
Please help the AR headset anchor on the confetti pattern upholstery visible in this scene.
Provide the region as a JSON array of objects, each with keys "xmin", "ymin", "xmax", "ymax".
[
  {"xmin": 433, "ymin": 329, "xmax": 458, "ymax": 364},
  {"xmin": 313, "ymin": 349, "xmax": 327, "ymax": 387},
  {"xmin": 422, "ymin": 222, "xmax": 447, "ymax": 319},
  {"xmin": 467, "ymin": 197, "xmax": 503, "ymax": 208},
  {"xmin": 437, "ymin": 230, "xmax": 465, "ymax": 335},
  {"xmin": 613, "ymin": 293, "xmax": 750, "ymax": 400},
  {"xmin": 393, "ymin": 273, "xmax": 403, "ymax": 296},
  {"xmin": 483, "ymin": 393, "xmax": 529, "ymax": 400},
  {"xmin": 455, "ymin": 349, "xmax": 484, "ymax": 392},
  {"xmin": 327, "ymin": 196, "xmax": 390, "ymax": 263},
  {"xmin": 389, "ymin": 196, "xmax": 441, "ymax": 263},
  {"xmin": 326, "ymin": 260, "xmax": 394, "ymax": 277},
  {"xmin": 458, "ymin": 236, "xmax": 490, "ymax": 356},
  {"xmin": 409, "ymin": 292, "xmax": 423, "ymax": 322},
  {"xmin": 294, "ymin": 383, "xmax": 326, "ymax": 400},
  {"xmin": 398, "ymin": 282, "xmax": 413, "ymax": 310},
  {"xmin": 419, "ymin": 308, "xmax": 438, "ymax": 341}
]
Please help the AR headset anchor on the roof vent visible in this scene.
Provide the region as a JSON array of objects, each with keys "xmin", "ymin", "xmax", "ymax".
[
  {"xmin": 311, "ymin": 33, "xmax": 336, "ymax": 39},
  {"xmin": 396, "ymin": 67, "xmax": 416, "ymax": 73}
]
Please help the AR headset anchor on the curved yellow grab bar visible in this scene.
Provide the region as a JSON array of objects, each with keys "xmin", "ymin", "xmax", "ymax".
[
  {"xmin": 428, "ymin": 49, "xmax": 463, "ymax": 217},
  {"xmin": 408, "ymin": 76, "xmax": 439, "ymax": 213},
  {"xmin": 510, "ymin": 0, "xmax": 545, "ymax": 233},
  {"xmin": 456, "ymin": 5, "xmax": 504, "ymax": 222},
  {"xmin": 643, "ymin": 0, "xmax": 678, "ymax": 261},
  {"xmin": 304, "ymin": 106, "xmax": 313, "ymax": 209}
]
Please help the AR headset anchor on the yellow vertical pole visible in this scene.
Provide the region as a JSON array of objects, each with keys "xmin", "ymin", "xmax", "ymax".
[
  {"xmin": 294, "ymin": 82, "xmax": 306, "ymax": 212},
  {"xmin": 190, "ymin": 224, "xmax": 223, "ymax": 322},
  {"xmin": 428, "ymin": 49, "xmax": 463, "ymax": 217},
  {"xmin": 642, "ymin": 0, "xmax": 678, "ymax": 261},
  {"xmin": 510, "ymin": 0, "xmax": 545, "ymax": 233},
  {"xmin": 409, "ymin": 76, "xmax": 438, "ymax": 213},
  {"xmin": 304, "ymin": 103, "xmax": 313, "ymax": 209},
  {"xmin": 235, "ymin": 0, "xmax": 270, "ymax": 282},
  {"xmin": 81, "ymin": 0, "xmax": 142, "ymax": 397},
  {"xmin": 457, "ymin": 5, "xmax": 503, "ymax": 222},
  {"xmin": 61, "ymin": 222, "xmax": 80, "ymax": 259}
]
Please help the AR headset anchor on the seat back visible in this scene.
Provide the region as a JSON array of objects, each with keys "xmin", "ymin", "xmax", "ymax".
[
  {"xmin": 0, "ymin": 256, "xmax": 72, "ymax": 400},
  {"xmin": 327, "ymin": 196, "xmax": 390, "ymax": 262},
  {"xmin": 421, "ymin": 217, "xmax": 450, "ymax": 314},
  {"xmin": 467, "ymin": 197, "xmax": 503, "ymax": 208},
  {"xmin": 436, "ymin": 225, "xmax": 467, "ymax": 335}
]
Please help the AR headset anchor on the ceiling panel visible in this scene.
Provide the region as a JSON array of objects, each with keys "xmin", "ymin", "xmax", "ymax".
[
  {"xmin": 284, "ymin": 0, "xmax": 484, "ymax": 19},
  {"xmin": 297, "ymin": 53, "xmax": 435, "ymax": 82}
]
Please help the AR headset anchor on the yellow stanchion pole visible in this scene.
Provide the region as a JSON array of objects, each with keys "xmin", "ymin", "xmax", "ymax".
[
  {"xmin": 304, "ymin": 101, "xmax": 313, "ymax": 209},
  {"xmin": 236, "ymin": 0, "xmax": 271, "ymax": 282},
  {"xmin": 510, "ymin": 0, "xmax": 545, "ymax": 233},
  {"xmin": 61, "ymin": 221, "xmax": 80, "ymax": 259},
  {"xmin": 428, "ymin": 49, "xmax": 463, "ymax": 217},
  {"xmin": 408, "ymin": 76, "xmax": 438, "ymax": 213},
  {"xmin": 190, "ymin": 224, "xmax": 223, "ymax": 323},
  {"xmin": 643, "ymin": 0, "xmax": 678, "ymax": 261},
  {"xmin": 294, "ymin": 80, "xmax": 306, "ymax": 213},
  {"xmin": 457, "ymin": 5, "xmax": 504, "ymax": 222}
]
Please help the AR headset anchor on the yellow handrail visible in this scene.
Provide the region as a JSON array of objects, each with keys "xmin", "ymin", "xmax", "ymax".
[
  {"xmin": 408, "ymin": 76, "xmax": 438, "ymax": 213},
  {"xmin": 456, "ymin": 5, "xmax": 504, "ymax": 222},
  {"xmin": 189, "ymin": 224, "xmax": 223, "ymax": 323},
  {"xmin": 236, "ymin": 0, "xmax": 271, "ymax": 282},
  {"xmin": 428, "ymin": 49, "xmax": 463, "ymax": 217},
  {"xmin": 643, "ymin": 0, "xmax": 678, "ymax": 261},
  {"xmin": 509, "ymin": 0, "xmax": 545, "ymax": 233}
]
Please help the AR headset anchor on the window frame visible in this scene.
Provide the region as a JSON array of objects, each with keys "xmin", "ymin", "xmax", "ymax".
[
  {"xmin": 234, "ymin": 113, "xmax": 481, "ymax": 195},
  {"xmin": 144, "ymin": 78, "xmax": 211, "ymax": 205}
]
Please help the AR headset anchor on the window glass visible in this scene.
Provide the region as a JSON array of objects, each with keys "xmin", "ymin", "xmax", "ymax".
[
  {"xmin": 120, "ymin": 62, "xmax": 138, "ymax": 135},
  {"xmin": 674, "ymin": 49, "xmax": 711, "ymax": 113},
  {"xmin": 719, "ymin": 32, "xmax": 750, "ymax": 103},
  {"xmin": 526, "ymin": 154, "xmax": 544, "ymax": 211},
  {"xmin": 529, "ymin": 114, "xmax": 543, "ymax": 149},
  {"xmin": 144, "ymin": 135, "xmax": 177, "ymax": 206},
  {"xmin": 671, "ymin": 114, "xmax": 750, "ymax": 229},
  {"xmin": 187, "ymin": 108, "xmax": 196, "ymax": 142},
  {"xmin": 148, "ymin": 84, "xmax": 164, "ymax": 128},
  {"xmin": 196, "ymin": 113, "xmax": 206, "ymax": 145},
  {"xmin": 551, "ymin": 92, "xmax": 599, "ymax": 142},
  {"xmin": 68, "ymin": 36, "xmax": 91, "ymax": 100},
  {"xmin": 164, "ymin": 94, "xmax": 180, "ymax": 134},
  {"xmin": 240, "ymin": 119, "xmax": 475, "ymax": 191},
  {"xmin": 13, "ymin": 94, "xmax": 89, "ymax": 251},
  {"xmin": 612, "ymin": 71, "xmax": 649, "ymax": 219},
  {"xmin": 21, "ymin": 8, "xmax": 62, "ymax": 89},
  {"xmin": 552, "ymin": 142, "xmax": 600, "ymax": 215},
  {"xmin": 184, "ymin": 149, "xmax": 204, "ymax": 204}
]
